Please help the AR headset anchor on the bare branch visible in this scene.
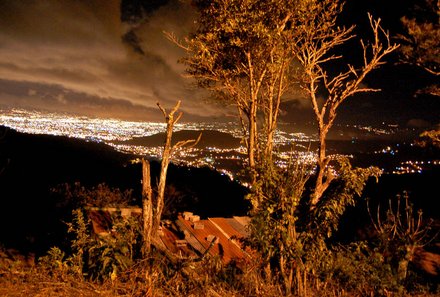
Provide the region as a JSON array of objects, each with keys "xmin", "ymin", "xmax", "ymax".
[
  {"xmin": 174, "ymin": 132, "xmax": 202, "ymax": 150},
  {"xmin": 174, "ymin": 111, "xmax": 183, "ymax": 125},
  {"xmin": 301, "ymin": 12, "xmax": 398, "ymax": 206},
  {"xmin": 163, "ymin": 31, "xmax": 189, "ymax": 51},
  {"xmin": 157, "ymin": 102, "xmax": 167, "ymax": 118},
  {"xmin": 157, "ymin": 100, "xmax": 182, "ymax": 123},
  {"xmin": 170, "ymin": 100, "xmax": 182, "ymax": 116}
]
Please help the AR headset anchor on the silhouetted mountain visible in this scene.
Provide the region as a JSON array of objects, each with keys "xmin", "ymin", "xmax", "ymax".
[
  {"xmin": 0, "ymin": 126, "xmax": 136, "ymax": 254},
  {"xmin": 115, "ymin": 129, "xmax": 241, "ymax": 148},
  {"xmin": 0, "ymin": 126, "xmax": 249, "ymax": 255}
]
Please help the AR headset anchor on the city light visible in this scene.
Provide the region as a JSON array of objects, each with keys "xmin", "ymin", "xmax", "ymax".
[{"xmin": 1, "ymin": 108, "xmax": 438, "ymax": 179}]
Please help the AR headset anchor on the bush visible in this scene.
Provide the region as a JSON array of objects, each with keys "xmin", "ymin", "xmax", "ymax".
[{"xmin": 51, "ymin": 182, "xmax": 137, "ymax": 209}]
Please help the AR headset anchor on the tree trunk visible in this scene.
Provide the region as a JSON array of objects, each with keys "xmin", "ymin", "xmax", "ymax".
[
  {"xmin": 155, "ymin": 117, "xmax": 173, "ymax": 236},
  {"xmin": 154, "ymin": 101, "xmax": 183, "ymax": 236},
  {"xmin": 311, "ymin": 127, "xmax": 330, "ymax": 207},
  {"xmin": 248, "ymin": 95, "xmax": 258, "ymax": 184},
  {"xmin": 142, "ymin": 158, "xmax": 153, "ymax": 254}
]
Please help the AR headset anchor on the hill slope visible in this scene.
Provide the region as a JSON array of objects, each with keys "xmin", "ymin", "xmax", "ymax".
[
  {"xmin": 115, "ymin": 129, "xmax": 241, "ymax": 148},
  {"xmin": 0, "ymin": 126, "xmax": 249, "ymax": 254}
]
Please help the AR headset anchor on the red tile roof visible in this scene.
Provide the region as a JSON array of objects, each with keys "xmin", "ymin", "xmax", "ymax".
[{"xmin": 175, "ymin": 214, "xmax": 251, "ymax": 264}]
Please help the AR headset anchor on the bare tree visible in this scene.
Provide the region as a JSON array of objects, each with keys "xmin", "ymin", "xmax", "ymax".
[
  {"xmin": 141, "ymin": 101, "xmax": 201, "ymax": 251},
  {"xmin": 154, "ymin": 100, "xmax": 201, "ymax": 235},
  {"xmin": 295, "ymin": 2, "xmax": 399, "ymax": 207},
  {"xmin": 154, "ymin": 101, "xmax": 182, "ymax": 234}
]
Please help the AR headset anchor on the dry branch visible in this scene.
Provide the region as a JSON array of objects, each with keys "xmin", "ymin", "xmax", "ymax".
[{"xmin": 300, "ymin": 12, "xmax": 399, "ymax": 207}]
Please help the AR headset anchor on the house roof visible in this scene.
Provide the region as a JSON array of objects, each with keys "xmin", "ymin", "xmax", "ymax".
[
  {"xmin": 85, "ymin": 207, "xmax": 251, "ymax": 264},
  {"xmin": 175, "ymin": 213, "xmax": 251, "ymax": 264}
]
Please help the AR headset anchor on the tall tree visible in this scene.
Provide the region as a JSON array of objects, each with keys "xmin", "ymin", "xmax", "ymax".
[
  {"xmin": 295, "ymin": 1, "xmax": 398, "ymax": 206},
  {"xmin": 174, "ymin": 1, "xmax": 398, "ymax": 292},
  {"xmin": 170, "ymin": 0, "xmax": 299, "ymax": 184}
]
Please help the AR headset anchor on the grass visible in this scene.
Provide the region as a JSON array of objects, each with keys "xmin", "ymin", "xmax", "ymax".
[{"xmin": 1, "ymin": 247, "xmax": 438, "ymax": 297}]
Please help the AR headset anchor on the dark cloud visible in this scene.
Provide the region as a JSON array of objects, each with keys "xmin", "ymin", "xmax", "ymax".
[
  {"xmin": 120, "ymin": 0, "xmax": 170, "ymax": 24},
  {"xmin": 0, "ymin": 0, "xmax": 229, "ymax": 120},
  {"xmin": 0, "ymin": 79, "xmax": 163, "ymax": 121},
  {"xmin": 0, "ymin": 0, "xmax": 437, "ymax": 128}
]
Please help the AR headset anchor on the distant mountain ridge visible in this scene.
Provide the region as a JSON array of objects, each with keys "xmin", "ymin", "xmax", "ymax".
[{"xmin": 115, "ymin": 129, "xmax": 241, "ymax": 149}]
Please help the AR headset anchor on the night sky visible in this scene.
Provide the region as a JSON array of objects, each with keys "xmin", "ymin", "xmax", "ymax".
[{"xmin": 0, "ymin": 0, "xmax": 438, "ymax": 128}]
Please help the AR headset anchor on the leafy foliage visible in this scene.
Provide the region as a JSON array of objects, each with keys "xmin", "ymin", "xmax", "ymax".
[
  {"xmin": 51, "ymin": 182, "xmax": 137, "ymax": 208},
  {"xmin": 312, "ymin": 158, "xmax": 382, "ymax": 239},
  {"xmin": 323, "ymin": 242, "xmax": 404, "ymax": 296},
  {"xmin": 246, "ymin": 160, "xmax": 309, "ymax": 272},
  {"xmin": 184, "ymin": 0, "xmax": 297, "ymax": 90},
  {"xmin": 41, "ymin": 208, "xmax": 142, "ymax": 282},
  {"xmin": 38, "ymin": 246, "xmax": 69, "ymax": 278},
  {"xmin": 85, "ymin": 215, "xmax": 142, "ymax": 281},
  {"xmin": 177, "ymin": 0, "xmax": 302, "ymax": 174},
  {"xmin": 245, "ymin": 155, "xmax": 384, "ymax": 294},
  {"xmin": 398, "ymin": 0, "xmax": 440, "ymax": 77},
  {"xmin": 397, "ymin": 0, "xmax": 440, "ymax": 97}
]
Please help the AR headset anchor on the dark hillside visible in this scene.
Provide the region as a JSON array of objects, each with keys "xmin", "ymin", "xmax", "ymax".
[
  {"xmin": 336, "ymin": 168, "xmax": 440, "ymax": 243},
  {"xmin": 148, "ymin": 161, "xmax": 249, "ymax": 219},
  {"xmin": 0, "ymin": 126, "xmax": 248, "ymax": 255},
  {"xmin": 116, "ymin": 129, "xmax": 241, "ymax": 148},
  {"xmin": 0, "ymin": 126, "xmax": 137, "ymax": 254}
]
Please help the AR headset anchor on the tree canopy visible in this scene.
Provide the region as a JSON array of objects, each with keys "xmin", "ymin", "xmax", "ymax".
[{"xmin": 171, "ymin": 0, "xmax": 301, "ymax": 177}]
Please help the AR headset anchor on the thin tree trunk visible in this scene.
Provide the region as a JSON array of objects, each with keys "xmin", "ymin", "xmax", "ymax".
[
  {"xmin": 155, "ymin": 101, "xmax": 183, "ymax": 236},
  {"xmin": 313, "ymin": 130, "xmax": 326, "ymax": 204},
  {"xmin": 264, "ymin": 60, "xmax": 285, "ymax": 162},
  {"xmin": 311, "ymin": 126, "xmax": 333, "ymax": 207},
  {"xmin": 248, "ymin": 96, "xmax": 257, "ymax": 178},
  {"xmin": 142, "ymin": 158, "xmax": 153, "ymax": 254},
  {"xmin": 155, "ymin": 118, "xmax": 173, "ymax": 235}
]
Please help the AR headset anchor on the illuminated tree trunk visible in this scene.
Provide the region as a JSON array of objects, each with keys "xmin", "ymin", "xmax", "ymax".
[
  {"xmin": 155, "ymin": 119, "xmax": 172, "ymax": 234},
  {"xmin": 311, "ymin": 125, "xmax": 332, "ymax": 207},
  {"xmin": 152, "ymin": 100, "xmax": 200, "ymax": 237},
  {"xmin": 154, "ymin": 101, "xmax": 182, "ymax": 236},
  {"xmin": 142, "ymin": 158, "xmax": 153, "ymax": 254},
  {"xmin": 263, "ymin": 61, "xmax": 286, "ymax": 163},
  {"xmin": 248, "ymin": 96, "xmax": 257, "ymax": 176}
]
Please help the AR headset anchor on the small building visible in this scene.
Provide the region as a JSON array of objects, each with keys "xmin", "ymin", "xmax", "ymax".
[
  {"xmin": 175, "ymin": 212, "xmax": 251, "ymax": 265},
  {"xmin": 85, "ymin": 207, "xmax": 251, "ymax": 265}
]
